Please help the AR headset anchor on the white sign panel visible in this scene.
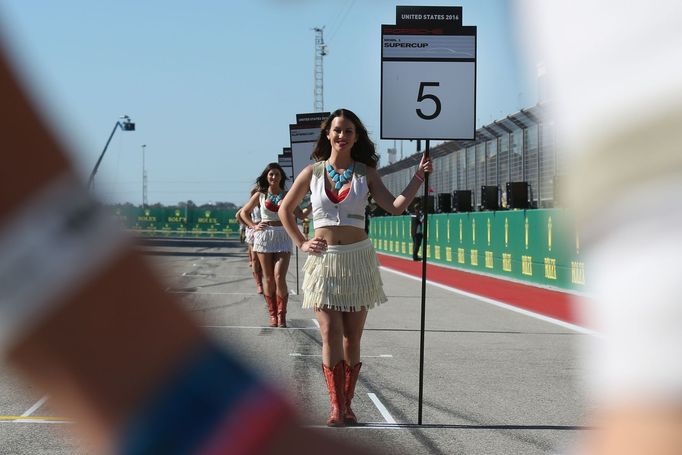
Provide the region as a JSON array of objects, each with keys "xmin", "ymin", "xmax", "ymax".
[
  {"xmin": 382, "ymin": 61, "xmax": 474, "ymax": 139},
  {"xmin": 289, "ymin": 125, "xmax": 319, "ymax": 180},
  {"xmin": 381, "ymin": 26, "xmax": 476, "ymax": 140}
]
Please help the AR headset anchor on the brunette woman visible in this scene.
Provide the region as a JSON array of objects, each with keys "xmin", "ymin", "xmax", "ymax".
[
  {"xmin": 241, "ymin": 163, "xmax": 308, "ymax": 327},
  {"xmin": 280, "ymin": 109, "xmax": 431, "ymax": 426}
]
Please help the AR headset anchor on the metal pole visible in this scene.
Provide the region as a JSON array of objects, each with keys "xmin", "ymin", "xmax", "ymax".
[
  {"xmin": 88, "ymin": 121, "xmax": 121, "ymax": 189},
  {"xmin": 296, "ymin": 247, "xmax": 299, "ymax": 295},
  {"xmin": 417, "ymin": 139, "xmax": 430, "ymax": 425}
]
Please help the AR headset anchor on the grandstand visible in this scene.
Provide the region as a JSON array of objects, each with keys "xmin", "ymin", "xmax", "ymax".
[{"xmin": 379, "ymin": 102, "xmax": 565, "ymax": 211}]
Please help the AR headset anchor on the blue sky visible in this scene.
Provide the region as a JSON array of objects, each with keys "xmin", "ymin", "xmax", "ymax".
[{"xmin": 0, "ymin": 1, "xmax": 535, "ymax": 206}]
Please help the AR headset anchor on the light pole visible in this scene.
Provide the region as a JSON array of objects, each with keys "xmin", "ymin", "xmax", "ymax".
[
  {"xmin": 142, "ymin": 144, "xmax": 148, "ymax": 207},
  {"xmin": 88, "ymin": 115, "xmax": 136, "ymax": 189}
]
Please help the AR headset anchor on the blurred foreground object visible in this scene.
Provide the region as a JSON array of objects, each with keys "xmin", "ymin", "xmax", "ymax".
[
  {"xmin": 518, "ymin": 1, "xmax": 682, "ymax": 454},
  {"xmin": 0, "ymin": 40, "xmax": 377, "ymax": 455}
]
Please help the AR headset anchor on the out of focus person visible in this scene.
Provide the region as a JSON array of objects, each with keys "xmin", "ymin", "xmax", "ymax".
[
  {"xmin": 518, "ymin": 1, "xmax": 682, "ymax": 454},
  {"xmin": 239, "ymin": 189, "xmax": 264, "ymax": 294},
  {"xmin": 410, "ymin": 205, "xmax": 424, "ymax": 261},
  {"xmin": 0, "ymin": 39, "xmax": 379, "ymax": 455}
]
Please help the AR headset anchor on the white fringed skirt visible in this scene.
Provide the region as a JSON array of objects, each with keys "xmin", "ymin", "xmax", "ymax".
[
  {"xmin": 245, "ymin": 226, "xmax": 256, "ymax": 245},
  {"xmin": 252, "ymin": 226, "xmax": 292, "ymax": 253},
  {"xmin": 302, "ymin": 238, "xmax": 387, "ymax": 312}
]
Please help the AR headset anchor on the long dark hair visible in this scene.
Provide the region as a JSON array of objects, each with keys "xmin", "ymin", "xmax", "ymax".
[
  {"xmin": 255, "ymin": 162, "xmax": 287, "ymax": 193},
  {"xmin": 311, "ymin": 108, "xmax": 379, "ymax": 168}
]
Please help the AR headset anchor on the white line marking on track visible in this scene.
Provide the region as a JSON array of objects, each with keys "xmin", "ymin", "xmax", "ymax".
[
  {"xmin": 380, "ymin": 267, "xmax": 600, "ymax": 336},
  {"xmin": 289, "ymin": 353, "xmax": 393, "ymax": 358},
  {"xmin": 302, "ymin": 424, "xmax": 400, "ymax": 429},
  {"xmin": 312, "ymin": 318, "xmax": 320, "ymax": 328},
  {"xmin": 202, "ymin": 325, "xmax": 318, "ymax": 330},
  {"xmin": 20, "ymin": 396, "xmax": 47, "ymax": 417},
  {"xmin": 368, "ymin": 393, "xmax": 396, "ymax": 424},
  {"xmin": 303, "ymin": 424, "xmax": 406, "ymax": 429},
  {"xmin": 170, "ymin": 291, "xmax": 259, "ymax": 295},
  {"xmin": 4, "ymin": 419, "xmax": 70, "ymax": 424}
]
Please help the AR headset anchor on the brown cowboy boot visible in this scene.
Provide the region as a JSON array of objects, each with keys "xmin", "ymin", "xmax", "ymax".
[
  {"xmin": 322, "ymin": 361, "xmax": 346, "ymax": 427},
  {"xmin": 344, "ymin": 362, "xmax": 362, "ymax": 425},
  {"xmin": 276, "ymin": 293, "xmax": 288, "ymax": 327},
  {"xmin": 252, "ymin": 270, "xmax": 263, "ymax": 294},
  {"xmin": 264, "ymin": 294, "xmax": 277, "ymax": 327}
]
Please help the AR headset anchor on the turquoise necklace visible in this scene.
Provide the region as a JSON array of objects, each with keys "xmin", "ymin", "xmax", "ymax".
[
  {"xmin": 267, "ymin": 192, "xmax": 283, "ymax": 205},
  {"xmin": 325, "ymin": 161, "xmax": 354, "ymax": 190}
]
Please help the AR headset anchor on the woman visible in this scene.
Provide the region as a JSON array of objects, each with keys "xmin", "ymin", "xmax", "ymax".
[
  {"xmin": 238, "ymin": 189, "xmax": 263, "ymax": 294},
  {"xmin": 241, "ymin": 163, "xmax": 308, "ymax": 328},
  {"xmin": 280, "ymin": 109, "xmax": 431, "ymax": 426}
]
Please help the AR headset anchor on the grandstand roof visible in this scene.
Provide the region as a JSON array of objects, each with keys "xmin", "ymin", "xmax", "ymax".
[{"xmin": 378, "ymin": 103, "xmax": 547, "ymax": 176}]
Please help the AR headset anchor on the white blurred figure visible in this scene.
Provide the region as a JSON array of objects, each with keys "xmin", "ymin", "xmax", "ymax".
[{"xmin": 517, "ymin": 1, "xmax": 682, "ymax": 454}]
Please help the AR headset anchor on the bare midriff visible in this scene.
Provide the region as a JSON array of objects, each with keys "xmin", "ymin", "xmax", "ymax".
[{"xmin": 314, "ymin": 226, "xmax": 367, "ymax": 245}]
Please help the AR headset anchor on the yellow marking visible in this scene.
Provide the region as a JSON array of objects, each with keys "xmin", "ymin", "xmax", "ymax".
[
  {"xmin": 544, "ymin": 257, "xmax": 557, "ymax": 279},
  {"xmin": 522, "ymin": 255, "xmax": 533, "ymax": 276},
  {"xmin": 504, "ymin": 218, "xmax": 508, "ymax": 246},
  {"xmin": 472, "ymin": 219, "xmax": 476, "ymax": 244},
  {"xmin": 457, "ymin": 248, "xmax": 465, "ymax": 264},
  {"xmin": 525, "ymin": 217, "xmax": 529, "ymax": 249},
  {"xmin": 470, "ymin": 249, "xmax": 478, "ymax": 266},
  {"xmin": 502, "ymin": 253, "xmax": 512, "ymax": 272},
  {"xmin": 487, "ymin": 218, "xmax": 491, "ymax": 246},
  {"xmin": 485, "ymin": 251, "xmax": 494, "ymax": 269},
  {"xmin": 447, "ymin": 218, "xmax": 451, "ymax": 242},
  {"xmin": 571, "ymin": 261, "xmax": 585, "ymax": 284},
  {"xmin": 459, "ymin": 219, "xmax": 463, "ymax": 243},
  {"xmin": 548, "ymin": 216, "xmax": 553, "ymax": 252},
  {"xmin": 576, "ymin": 232, "xmax": 580, "ymax": 255},
  {"xmin": 0, "ymin": 416, "xmax": 70, "ymax": 421}
]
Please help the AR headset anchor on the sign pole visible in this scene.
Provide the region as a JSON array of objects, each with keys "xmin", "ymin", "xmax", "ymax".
[
  {"xmin": 380, "ymin": 5, "xmax": 476, "ymax": 426},
  {"xmin": 295, "ymin": 247, "xmax": 299, "ymax": 295},
  {"xmin": 417, "ymin": 139, "xmax": 430, "ymax": 425}
]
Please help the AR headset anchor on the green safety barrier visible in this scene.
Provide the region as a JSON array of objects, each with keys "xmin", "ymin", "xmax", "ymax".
[
  {"xmin": 111, "ymin": 207, "xmax": 240, "ymax": 238},
  {"xmin": 369, "ymin": 209, "xmax": 586, "ymax": 291}
]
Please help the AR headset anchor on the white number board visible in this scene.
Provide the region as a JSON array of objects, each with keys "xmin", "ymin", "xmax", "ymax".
[
  {"xmin": 289, "ymin": 125, "xmax": 319, "ymax": 181},
  {"xmin": 381, "ymin": 26, "xmax": 476, "ymax": 140}
]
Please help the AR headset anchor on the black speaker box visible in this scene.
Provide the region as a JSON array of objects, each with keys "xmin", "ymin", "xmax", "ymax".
[
  {"xmin": 506, "ymin": 181, "xmax": 529, "ymax": 209},
  {"xmin": 481, "ymin": 185, "xmax": 499, "ymax": 211},
  {"xmin": 452, "ymin": 190, "xmax": 472, "ymax": 212},
  {"xmin": 437, "ymin": 193, "xmax": 452, "ymax": 213}
]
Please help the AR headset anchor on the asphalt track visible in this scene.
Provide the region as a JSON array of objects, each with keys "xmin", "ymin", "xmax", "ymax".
[{"xmin": 0, "ymin": 238, "xmax": 589, "ymax": 454}]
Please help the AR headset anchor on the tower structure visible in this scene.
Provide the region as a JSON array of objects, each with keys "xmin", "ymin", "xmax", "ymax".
[{"xmin": 312, "ymin": 27, "xmax": 327, "ymax": 112}]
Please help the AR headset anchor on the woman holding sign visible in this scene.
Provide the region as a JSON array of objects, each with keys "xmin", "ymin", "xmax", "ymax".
[
  {"xmin": 280, "ymin": 109, "xmax": 431, "ymax": 426},
  {"xmin": 241, "ymin": 163, "xmax": 308, "ymax": 328}
]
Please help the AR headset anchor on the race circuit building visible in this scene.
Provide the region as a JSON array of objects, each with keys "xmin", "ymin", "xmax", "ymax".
[{"xmin": 378, "ymin": 103, "xmax": 565, "ymax": 211}]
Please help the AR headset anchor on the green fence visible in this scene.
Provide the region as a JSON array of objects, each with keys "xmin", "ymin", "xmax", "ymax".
[
  {"xmin": 111, "ymin": 207, "xmax": 240, "ymax": 238},
  {"xmin": 369, "ymin": 209, "xmax": 586, "ymax": 291}
]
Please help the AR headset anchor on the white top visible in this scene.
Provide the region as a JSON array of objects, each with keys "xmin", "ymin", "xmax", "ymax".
[
  {"xmin": 309, "ymin": 161, "xmax": 368, "ymax": 230},
  {"xmin": 250, "ymin": 206, "xmax": 261, "ymax": 223},
  {"xmin": 259, "ymin": 193, "xmax": 282, "ymax": 222}
]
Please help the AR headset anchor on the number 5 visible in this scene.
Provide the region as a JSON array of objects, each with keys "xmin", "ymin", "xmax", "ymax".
[{"xmin": 416, "ymin": 82, "xmax": 442, "ymax": 120}]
